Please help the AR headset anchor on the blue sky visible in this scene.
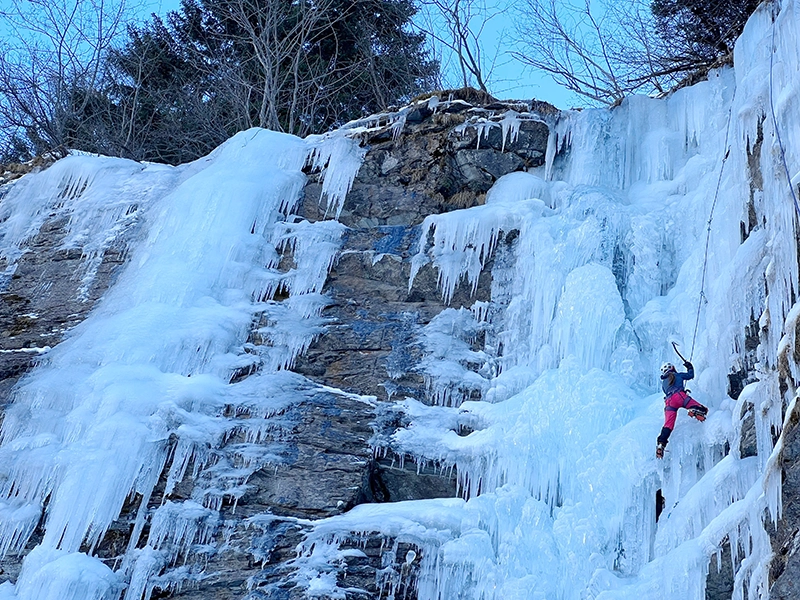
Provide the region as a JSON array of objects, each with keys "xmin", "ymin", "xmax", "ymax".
[
  {"xmin": 141, "ymin": 0, "xmax": 582, "ymax": 109},
  {"xmin": 0, "ymin": 0, "xmax": 581, "ymax": 109},
  {"xmin": 414, "ymin": 1, "xmax": 582, "ymax": 108},
  {"xmin": 420, "ymin": 1, "xmax": 583, "ymax": 108}
]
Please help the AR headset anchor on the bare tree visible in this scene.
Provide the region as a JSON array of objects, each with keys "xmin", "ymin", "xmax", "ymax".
[
  {"xmin": 513, "ymin": 0, "xmax": 637, "ymax": 105},
  {"xmin": 0, "ymin": 0, "xmax": 133, "ymax": 157},
  {"xmin": 220, "ymin": 0, "xmax": 355, "ymax": 135},
  {"xmin": 417, "ymin": 0, "xmax": 507, "ymax": 92},
  {"xmin": 513, "ymin": 0, "xmax": 760, "ymax": 106},
  {"xmin": 221, "ymin": 0, "xmax": 436, "ymax": 137}
]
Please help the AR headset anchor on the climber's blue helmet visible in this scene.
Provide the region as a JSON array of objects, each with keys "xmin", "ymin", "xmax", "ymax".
[{"xmin": 660, "ymin": 362, "xmax": 676, "ymax": 376}]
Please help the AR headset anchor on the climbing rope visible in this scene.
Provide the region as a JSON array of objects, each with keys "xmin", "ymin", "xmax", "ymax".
[
  {"xmin": 689, "ymin": 102, "xmax": 735, "ymax": 360},
  {"xmin": 688, "ymin": 7, "xmax": 800, "ymax": 360},
  {"xmin": 769, "ymin": 10, "xmax": 800, "ymax": 219}
]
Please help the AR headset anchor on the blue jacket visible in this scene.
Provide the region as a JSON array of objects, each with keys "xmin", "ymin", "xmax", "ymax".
[{"xmin": 661, "ymin": 366, "xmax": 694, "ymax": 396}]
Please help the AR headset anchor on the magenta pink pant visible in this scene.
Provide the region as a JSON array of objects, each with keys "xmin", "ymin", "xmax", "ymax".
[{"xmin": 663, "ymin": 390, "xmax": 705, "ymax": 429}]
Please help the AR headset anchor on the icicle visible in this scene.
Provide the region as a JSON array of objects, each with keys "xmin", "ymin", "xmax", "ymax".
[
  {"xmin": 499, "ymin": 110, "xmax": 522, "ymax": 152},
  {"xmin": 417, "ymin": 307, "xmax": 490, "ymax": 406},
  {"xmin": 0, "ymin": 156, "xmax": 175, "ymax": 293},
  {"xmin": 305, "ymin": 133, "xmax": 367, "ymax": 218},
  {"xmin": 123, "ymin": 546, "xmax": 166, "ymax": 600},
  {"xmin": 390, "ymin": 113, "xmax": 407, "ymax": 141},
  {"xmin": 0, "ymin": 127, "xmax": 353, "ymax": 597},
  {"xmin": 147, "ymin": 501, "xmax": 220, "ymax": 562},
  {"xmin": 408, "ymin": 199, "xmax": 547, "ymax": 303}
]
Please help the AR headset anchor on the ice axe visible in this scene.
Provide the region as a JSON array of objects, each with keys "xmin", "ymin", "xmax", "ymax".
[{"xmin": 671, "ymin": 341, "xmax": 689, "ymax": 364}]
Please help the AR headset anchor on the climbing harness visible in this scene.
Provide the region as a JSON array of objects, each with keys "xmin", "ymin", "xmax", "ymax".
[{"xmin": 769, "ymin": 11, "xmax": 800, "ymax": 220}]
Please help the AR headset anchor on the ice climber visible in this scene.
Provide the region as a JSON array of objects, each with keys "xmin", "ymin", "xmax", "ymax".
[{"xmin": 656, "ymin": 361, "xmax": 708, "ymax": 458}]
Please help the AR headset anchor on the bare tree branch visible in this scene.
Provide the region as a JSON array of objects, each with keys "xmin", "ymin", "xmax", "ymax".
[
  {"xmin": 416, "ymin": 0, "xmax": 506, "ymax": 92},
  {"xmin": 0, "ymin": 0, "xmax": 135, "ymax": 156}
]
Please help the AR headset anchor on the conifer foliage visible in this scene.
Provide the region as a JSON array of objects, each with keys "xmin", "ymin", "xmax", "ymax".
[
  {"xmin": 651, "ymin": 0, "xmax": 761, "ymax": 65},
  {"xmin": 0, "ymin": 0, "xmax": 437, "ymax": 164},
  {"xmin": 108, "ymin": 0, "xmax": 437, "ymax": 163},
  {"xmin": 515, "ymin": 0, "xmax": 762, "ymax": 106}
]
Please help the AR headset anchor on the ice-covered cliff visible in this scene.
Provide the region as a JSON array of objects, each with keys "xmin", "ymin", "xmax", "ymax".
[{"xmin": 0, "ymin": 0, "xmax": 799, "ymax": 599}]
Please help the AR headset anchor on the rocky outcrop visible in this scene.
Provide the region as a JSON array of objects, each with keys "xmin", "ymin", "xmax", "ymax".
[
  {"xmin": 769, "ymin": 303, "xmax": 800, "ymax": 599},
  {"xmin": 0, "ymin": 96, "xmax": 552, "ymax": 598},
  {"xmin": 185, "ymin": 98, "xmax": 551, "ymax": 599},
  {"xmin": 770, "ymin": 403, "xmax": 800, "ymax": 599}
]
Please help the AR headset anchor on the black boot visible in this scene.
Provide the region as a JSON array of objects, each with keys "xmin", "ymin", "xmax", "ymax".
[{"xmin": 656, "ymin": 442, "xmax": 665, "ymax": 459}]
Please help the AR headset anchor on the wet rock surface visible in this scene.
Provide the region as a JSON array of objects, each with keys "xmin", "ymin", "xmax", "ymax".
[
  {"xmin": 0, "ymin": 216, "xmax": 128, "ymax": 406},
  {"xmin": 0, "ymin": 213, "xmax": 132, "ymax": 582}
]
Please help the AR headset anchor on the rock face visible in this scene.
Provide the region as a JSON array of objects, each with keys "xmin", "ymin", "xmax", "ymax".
[
  {"xmin": 0, "ymin": 215, "xmax": 127, "ymax": 405},
  {"xmin": 769, "ymin": 309, "xmax": 800, "ymax": 599},
  {"xmin": 770, "ymin": 406, "xmax": 800, "ymax": 600},
  {"xmin": 0, "ymin": 96, "xmax": 552, "ymax": 598},
  {"xmin": 2, "ymin": 92, "xmax": 795, "ymax": 600}
]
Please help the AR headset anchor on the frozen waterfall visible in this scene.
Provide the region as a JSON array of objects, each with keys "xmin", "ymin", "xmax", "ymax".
[
  {"xmin": 0, "ymin": 0, "xmax": 798, "ymax": 599},
  {"xmin": 299, "ymin": 2, "xmax": 800, "ymax": 600},
  {"xmin": 0, "ymin": 129, "xmax": 363, "ymax": 599}
]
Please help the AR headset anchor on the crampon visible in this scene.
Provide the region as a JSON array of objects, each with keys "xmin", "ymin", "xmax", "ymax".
[{"xmin": 688, "ymin": 409, "xmax": 707, "ymax": 422}]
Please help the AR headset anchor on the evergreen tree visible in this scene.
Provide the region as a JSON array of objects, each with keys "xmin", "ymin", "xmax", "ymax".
[
  {"xmin": 651, "ymin": 0, "xmax": 761, "ymax": 65},
  {"xmin": 104, "ymin": 0, "xmax": 437, "ymax": 163}
]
